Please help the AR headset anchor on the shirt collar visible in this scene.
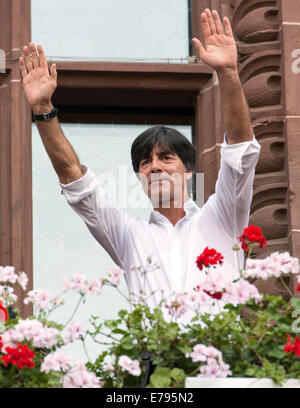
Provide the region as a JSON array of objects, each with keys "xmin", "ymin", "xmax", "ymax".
[{"xmin": 148, "ymin": 199, "xmax": 200, "ymax": 225}]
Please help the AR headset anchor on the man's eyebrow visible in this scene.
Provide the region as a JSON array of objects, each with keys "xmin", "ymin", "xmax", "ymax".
[
  {"xmin": 157, "ymin": 150, "xmax": 175, "ymax": 156},
  {"xmin": 141, "ymin": 150, "xmax": 175, "ymax": 161}
]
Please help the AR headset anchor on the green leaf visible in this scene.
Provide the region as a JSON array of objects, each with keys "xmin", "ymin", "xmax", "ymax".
[
  {"xmin": 120, "ymin": 337, "xmax": 134, "ymax": 350},
  {"xmin": 130, "ymin": 310, "xmax": 143, "ymax": 326},
  {"xmin": 277, "ymin": 322, "xmax": 291, "ymax": 333},
  {"xmin": 118, "ymin": 309, "xmax": 128, "ymax": 319},
  {"xmin": 104, "ymin": 320, "xmax": 118, "ymax": 329},
  {"xmin": 150, "ymin": 367, "xmax": 171, "ymax": 388},
  {"xmin": 112, "ymin": 328, "xmax": 128, "ymax": 335},
  {"xmin": 245, "ymin": 366, "xmax": 257, "ymax": 377},
  {"xmin": 260, "ymin": 358, "xmax": 286, "ymax": 385},
  {"xmin": 128, "ymin": 328, "xmax": 141, "ymax": 336},
  {"xmin": 164, "ymin": 323, "xmax": 179, "ymax": 340},
  {"xmin": 288, "ymin": 361, "xmax": 300, "ymax": 372},
  {"xmin": 152, "ymin": 356, "xmax": 164, "ymax": 365},
  {"xmin": 152, "ymin": 308, "xmax": 163, "ymax": 321},
  {"xmin": 265, "ymin": 295, "xmax": 285, "ymax": 306},
  {"xmin": 147, "ymin": 329, "xmax": 159, "ymax": 341},
  {"xmin": 265, "ymin": 346, "xmax": 286, "ymax": 360},
  {"xmin": 38, "ymin": 318, "xmax": 64, "ymax": 331},
  {"xmin": 103, "ymin": 378, "xmax": 114, "ymax": 388},
  {"xmin": 291, "ymin": 298, "xmax": 300, "ymax": 310},
  {"xmin": 176, "ymin": 341, "xmax": 192, "ymax": 355},
  {"xmin": 170, "ymin": 368, "xmax": 185, "ymax": 382},
  {"xmin": 90, "ymin": 315, "xmax": 100, "ymax": 321},
  {"xmin": 147, "ymin": 343, "xmax": 159, "ymax": 352}
]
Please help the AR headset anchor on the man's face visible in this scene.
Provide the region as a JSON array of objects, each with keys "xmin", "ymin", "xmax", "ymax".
[{"xmin": 138, "ymin": 144, "xmax": 192, "ymax": 208}]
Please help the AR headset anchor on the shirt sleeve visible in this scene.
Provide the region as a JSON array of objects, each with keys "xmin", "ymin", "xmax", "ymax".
[
  {"xmin": 59, "ymin": 164, "xmax": 133, "ymax": 268},
  {"xmin": 207, "ymin": 132, "xmax": 261, "ymax": 241}
]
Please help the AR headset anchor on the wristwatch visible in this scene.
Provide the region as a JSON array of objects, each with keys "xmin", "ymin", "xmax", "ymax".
[{"xmin": 33, "ymin": 107, "xmax": 58, "ymax": 121}]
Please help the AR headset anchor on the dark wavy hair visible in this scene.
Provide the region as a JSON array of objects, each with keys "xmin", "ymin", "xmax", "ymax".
[
  {"xmin": 131, "ymin": 125, "xmax": 196, "ymax": 174},
  {"xmin": 131, "ymin": 126, "xmax": 196, "ymax": 197}
]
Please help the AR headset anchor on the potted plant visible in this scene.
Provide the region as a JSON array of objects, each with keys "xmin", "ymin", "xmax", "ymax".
[
  {"xmin": 0, "ymin": 225, "xmax": 300, "ymax": 388},
  {"xmin": 0, "ymin": 269, "xmax": 101, "ymax": 387}
]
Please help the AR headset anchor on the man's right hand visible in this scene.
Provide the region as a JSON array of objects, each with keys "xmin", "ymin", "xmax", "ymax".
[{"xmin": 19, "ymin": 43, "xmax": 57, "ymax": 114}]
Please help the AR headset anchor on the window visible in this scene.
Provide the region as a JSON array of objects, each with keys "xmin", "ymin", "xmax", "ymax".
[
  {"xmin": 32, "ymin": 122, "xmax": 192, "ymax": 360},
  {"xmin": 31, "ymin": 0, "xmax": 190, "ymax": 63}
]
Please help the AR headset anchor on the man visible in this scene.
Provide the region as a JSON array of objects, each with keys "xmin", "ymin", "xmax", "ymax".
[{"xmin": 20, "ymin": 9, "xmax": 260, "ymax": 322}]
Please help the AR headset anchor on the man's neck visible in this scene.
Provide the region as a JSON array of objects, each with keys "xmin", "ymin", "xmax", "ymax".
[{"xmin": 154, "ymin": 196, "xmax": 190, "ymax": 226}]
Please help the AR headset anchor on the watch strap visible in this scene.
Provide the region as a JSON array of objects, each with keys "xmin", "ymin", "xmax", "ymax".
[{"xmin": 33, "ymin": 107, "xmax": 58, "ymax": 121}]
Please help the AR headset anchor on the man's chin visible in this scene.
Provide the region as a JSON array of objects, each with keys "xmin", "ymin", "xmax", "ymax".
[{"xmin": 149, "ymin": 193, "xmax": 173, "ymax": 209}]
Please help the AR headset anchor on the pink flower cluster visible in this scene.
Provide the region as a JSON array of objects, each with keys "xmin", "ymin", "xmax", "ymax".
[
  {"xmin": 64, "ymin": 322, "xmax": 86, "ymax": 344},
  {"xmin": 186, "ymin": 344, "xmax": 231, "ymax": 378},
  {"xmin": 165, "ymin": 292, "xmax": 190, "ymax": 318},
  {"xmin": 61, "ymin": 268, "xmax": 125, "ymax": 295},
  {"xmin": 0, "ymin": 286, "xmax": 17, "ymax": 307},
  {"xmin": 0, "ymin": 319, "xmax": 61, "ymax": 351},
  {"xmin": 87, "ymin": 278, "xmax": 103, "ymax": 295},
  {"xmin": 164, "ymin": 277, "xmax": 262, "ymax": 320},
  {"xmin": 194, "ymin": 269, "xmax": 262, "ymax": 306},
  {"xmin": 243, "ymin": 252, "xmax": 300, "ymax": 280},
  {"xmin": 62, "ymin": 274, "xmax": 89, "ymax": 294},
  {"xmin": 106, "ymin": 268, "xmax": 125, "ymax": 286},
  {"xmin": 42, "ymin": 352, "xmax": 101, "ymax": 388},
  {"xmin": 188, "ymin": 290, "xmax": 211, "ymax": 306},
  {"xmin": 103, "ymin": 354, "xmax": 116, "ymax": 371},
  {"xmin": 118, "ymin": 355, "xmax": 141, "ymax": 376},
  {"xmin": 62, "ymin": 273, "xmax": 105, "ymax": 295},
  {"xmin": 0, "ymin": 266, "xmax": 28, "ymax": 290},
  {"xmin": 223, "ymin": 279, "xmax": 262, "ymax": 305},
  {"xmin": 61, "ymin": 360, "xmax": 101, "ymax": 388},
  {"xmin": 0, "ymin": 266, "xmax": 29, "ymax": 307},
  {"xmin": 195, "ymin": 270, "xmax": 232, "ymax": 298},
  {"xmin": 41, "ymin": 351, "xmax": 72, "ymax": 373},
  {"xmin": 24, "ymin": 289, "xmax": 64, "ymax": 310}
]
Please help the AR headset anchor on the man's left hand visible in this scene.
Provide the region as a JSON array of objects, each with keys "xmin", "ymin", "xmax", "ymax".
[{"xmin": 192, "ymin": 9, "xmax": 238, "ymax": 73}]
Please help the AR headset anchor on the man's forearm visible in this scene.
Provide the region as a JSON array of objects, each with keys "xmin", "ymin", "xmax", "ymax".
[
  {"xmin": 217, "ymin": 68, "xmax": 253, "ymax": 145},
  {"xmin": 33, "ymin": 102, "xmax": 83, "ymax": 184}
]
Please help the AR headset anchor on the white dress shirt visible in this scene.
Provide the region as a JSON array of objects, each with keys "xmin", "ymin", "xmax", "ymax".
[{"xmin": 59, "ymin": 133, "xmax": 261, "ymax": 324}]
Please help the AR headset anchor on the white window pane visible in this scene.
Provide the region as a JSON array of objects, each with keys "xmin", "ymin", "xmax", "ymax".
[
  {"xmin": 31, "ymin": 0, "xmax": 189, "ymax": 63},
  {"xmin": 32, "ymin": 123, "xmax": 192, "ymax": 361}
]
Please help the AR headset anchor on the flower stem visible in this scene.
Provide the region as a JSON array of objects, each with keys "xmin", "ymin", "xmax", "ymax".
[
  {"xmin": 286, "ymin": 370, "xmax": 300, "ymax": 378},
  {"xmin": 253, "ymin": 348, "xmax": 264, "ymax": 364},
  {"xmin": 82, "ymin": 334, "xmax": 91, "ymax": 362},
  {"xmin": 114, "ymin": 285, "xmax": 130, "ymax": 302},
  {"xmin": 189, "ymin": 364, "xmax": 201, "ymax": 376},
  {"xmin": 64, "ymin": 295, "xmax": 84, "ymax": 327},
  {"xmin": 92, "ymin": 339, "xmax": 113, "ymax": 346},
  {"xmin": 96, "ymin": 330, "xmax": 120, "ymax": 342},
  {"xmin": 279, "ymin": 276, "xmax": 294, "ymax": 299}
]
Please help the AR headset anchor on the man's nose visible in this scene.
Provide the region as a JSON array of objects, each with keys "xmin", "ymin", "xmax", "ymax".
[{"xmin": 150, "ymin": 156, "xmax": 162, "ymax": 172}]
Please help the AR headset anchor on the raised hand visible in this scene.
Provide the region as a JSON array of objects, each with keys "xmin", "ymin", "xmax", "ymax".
[
  {"xmin": 192, "ymin": 9, "xmax": 238, "ymax": 72},
  {"xmin": 19, "ymin": 43, "xmax": 57, "ymax": 113}
]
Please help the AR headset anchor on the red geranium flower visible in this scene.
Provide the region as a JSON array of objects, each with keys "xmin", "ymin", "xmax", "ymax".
[
  {"xmin": 196, "ymin": 247, "xmax": 224, "ymax": 271},
  {"xmin": 238, "ymin": 224, "xmax": 267, "ymax": 252},
  {"xmin": 294, "ymin": 338, "xmax": 300, "ymax": 357},
  {"xmin": 296, "ymin": 283, "xmax": 300, "ymax": 293},
  {"xmin": 284, "ymin": 334, "xmax": 294, "ymax": 353},
  {"xmin": 0, "ymin": 302, "xmax": 8, "ymax": 323},
  {"xmin": 1, "ymin": 343, "xmax": 35, "ymax": 369},
  {"xmin": 284, "ymin": 334, "xmax": 300, "ymax": 356},
  {"xmin": 204, "ymin": 290, "xmax": 224, "ymax": 300}
]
